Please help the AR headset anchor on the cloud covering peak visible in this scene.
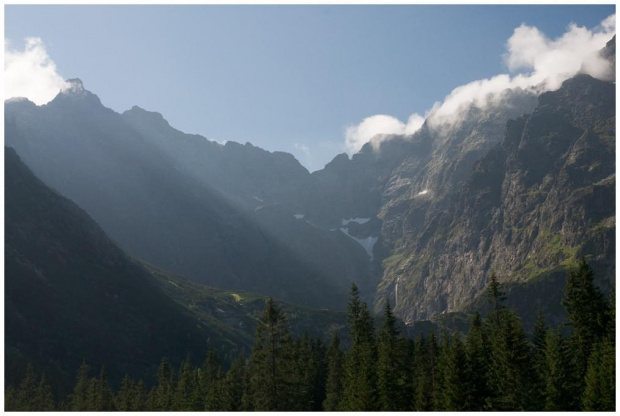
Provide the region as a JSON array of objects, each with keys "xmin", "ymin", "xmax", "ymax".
[
  {"xmin": 345, "ymin": 113, "xmax": 424, "ymax": 153},
  {"xmin": 5, "ymin": 37, "xmax": 68, "ymax": 105},
  {"xmin": 344, "ymin": 14, "xmax": 615, "ymax": 153}
]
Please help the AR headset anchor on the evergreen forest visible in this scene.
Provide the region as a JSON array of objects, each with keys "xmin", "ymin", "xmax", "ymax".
[{"xmin": 5, "ymin": 259, "xmax": 615, "ymax": 412}]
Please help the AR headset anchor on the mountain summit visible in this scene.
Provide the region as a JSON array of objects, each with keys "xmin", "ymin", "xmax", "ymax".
[{"xmin": 60, "ymin": 78, "xmax": 85, "ymax": 94}]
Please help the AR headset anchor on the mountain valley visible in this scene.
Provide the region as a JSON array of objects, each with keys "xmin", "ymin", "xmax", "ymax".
[{"xmin": 4, "ymin": 30, "xmax": 615, "ymax": 402}]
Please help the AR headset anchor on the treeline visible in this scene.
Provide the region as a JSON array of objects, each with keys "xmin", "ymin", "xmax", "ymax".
[{"xmin": 5, "ymin": 259, "xmax": 615, "ymax": 411}]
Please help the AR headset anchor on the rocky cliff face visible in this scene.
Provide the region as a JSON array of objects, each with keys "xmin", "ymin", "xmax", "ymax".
[{"xmin": 377, "ymin": 74, "xmax": 615, "ymax": 322}]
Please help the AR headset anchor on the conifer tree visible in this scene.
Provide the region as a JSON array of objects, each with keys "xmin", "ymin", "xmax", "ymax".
[
  {"xmin": 312, "ymin": 337, "xmax": 328, "ymax": 409},
  {"xmin": 377, "ymin": 300, "xmax": 408, "ymax": 411},
  {"xmin": 464, "ymin": 312, "xmax": 489, "ymax": 410},
  {"xmin": 95, "ymin": 366, "xmax": 114, "ymax": 411},
  {"xmin": 86, "ymin": 377, "xmax": 99, "ymax": 410},
  {"xmin": 542, "ymin": 329, "xmax": 571, "ymax": 410},
  {"xmin": 412, "ymin": 333, "xmax": 439, "ymax": 411},
  {"xmin": 70, "ymin": 361, "xmax": 90, "ymax": 411},
  {"xmin": 341, "ymin": 285, "xmax": 378, "ymax": 411},
  {"xmin": 240, "ymin": 357, "xmax": 255, "ymax": 411},
  {"xmin": 347, "ymin": 284, "xmax": 362, "ymax": 336},
  {"xmin": 173, "ymin": 358, "xmax": 195, "ymax": 410},
  {"xmin": 116, "ymin": 374, "xmax": 135, "ymax": 411},
  {"xmin": 484, "ymin": 276, "xmax": 536, "ymax": 410},
  {"xmin": 323, "ymin": 333, "xmax": 345, "ymax": 411},
  {"xmin": 582, "ymin": 337, "xmax": 615, "ymax": 411},
  {"xmin": 33, "ymin": 373, "xmax": 56, "ymax": 411},
  {"xmin": 147, "ymin": 385, "xmax": 158, "ymax": 410},
  {"xmin": 582, "ymin": 287, "xmax": 615, "ymax": 412},
  {"xmin": 15, "ymin": 364, "xmax": 37, "ymax": 411},
  {"xmin": 155, "ymin": 358, "xmax": 175, "ymax": 411},
  {"xmin": 530, "ymin": 309, "xmax": 548, "ymax": 408},
  {"xmin": 562, "ymin": 259, "xmax": 611, "ymax": 392},
  {"xmin": 437, "ymin": 333, "xmax": 467, "ymax": 410},
  {"xmin": 486, "ymin": 307, "xmax": 534, "ymax": 410},
  {"xmin": 295, "ymin": 334, "xmax": 327, "ymax": 410},
  {"xmin": 5, "ymin": 385, "xmax": 17, "ymax": 411},
  {"xmin": 204, "ymin": 369, "xmax": 223, "ymax": 411},
  {"xmin": 248, "ymin": 298, "xmax": 297, "ymax": 411},
  {"xmin": 132, "ymin": 379, "xmax": 148, "ymax": 411},
  {"xmin": 487, "ymin": 273, "xmax": 506, "ymax": 325},
  {"xmin": 199, "ymin": 350, "xmax": 223, "ymax": 410},
  {"xmin": 220, "ymin": 357, "xmax": 246, "ymax": 411}
]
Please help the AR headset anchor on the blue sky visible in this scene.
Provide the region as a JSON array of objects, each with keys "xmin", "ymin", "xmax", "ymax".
[{"xmin": 5, "ymin": 5, "xmax": 616, "ymax": 171}]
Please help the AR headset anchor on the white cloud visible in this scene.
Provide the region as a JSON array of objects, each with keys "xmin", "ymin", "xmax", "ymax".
[
  {"xmin": 426, "ymin": 14, "xmax": 615, "ymax": 128},
  {"xmin": 344, "ymin": 113, "xmax": 424, "ymax": 153},
  {"xmin": 345, "ymin": 14, "xmax": 615, "ymax": 149},
  {"xmin": 5, "ymin": 37, "xmax": 68, "ymax": 105}
]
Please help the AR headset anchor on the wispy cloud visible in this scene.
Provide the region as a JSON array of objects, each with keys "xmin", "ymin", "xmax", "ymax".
[
  {"xmin": 344, "ymin": 113, "xmax": 424, "ymax": 153},
  {"xmin": 344, "ymin": 14, "xmax": 616, "ymax": 152},
  {"xmin": 5, "ymin": 37, "xmax": 68, "ymax": 105}
]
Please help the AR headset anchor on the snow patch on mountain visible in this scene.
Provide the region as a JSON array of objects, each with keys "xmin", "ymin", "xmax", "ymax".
[
  {"xmin": 341, "ymin": 217, "xmax": 371, "ymax": 226},
  {"xmin": 339, "ymin": 228, "xmax": 378, "ymax": 260}
]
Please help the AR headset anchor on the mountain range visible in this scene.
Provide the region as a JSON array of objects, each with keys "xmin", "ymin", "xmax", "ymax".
[{"xmin": 5, "ymin": 35, "xmax": 615, "ymax": 385}]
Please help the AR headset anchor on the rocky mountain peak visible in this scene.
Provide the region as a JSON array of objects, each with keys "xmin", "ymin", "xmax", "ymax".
[
  {"xmin": 51, "ymin": 78, "xmax": 102, "ymax": 108},
  {"xmin": 61, "ymin": 78, "xmax": 85, "ymax": 94}
]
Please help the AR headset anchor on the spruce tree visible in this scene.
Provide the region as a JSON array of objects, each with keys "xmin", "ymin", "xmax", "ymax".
[
  {"xmin": 95, "ymin": 366, "xmax": 114, "ymax": 411},
  {"xmin": 204, "ymin": 368, "xmax": 223, "ymax": 411},
  {"xmin": 542, "ymin": 329, "xmax": 571, "ymax": 410},
  {"xmin": 240, "ymin": 357, "xmax": 255, "ymax": 411},
  {"xmin": 70, "ymin": 361, "xmax": 90, "ymax": 411},
  {"xmin": 155, "ymin": 358, "xmax": 175, "ymax": 411},
  {"xmin": 562, "ymin": 259, "xmax": 611, "ymax": 393},
  {"xmin": 295, "ymin": 334, "xmax": 327, "ymax": 411},
  {"xmin": 5, "ymin": 385, "xmax": 17, "ymax": 411},
  {"xmin": 146, "ymin": 385, "xmax": 158, "ymax": 410},
  {"xmin": 341, "ymin": 287, "xmax": 378, "ymax": 411},
  {"xmin": 582, "ymin": 286, "xmax": 615, "ymax": 412},
  {"xmin": 311, "ymin": 337, "xmax": 328, "ymax": 410},
  {"xmin": 464, "ymin": 312, "xmax": 490, "ymax": 410},
  {"xmin": 486, "ymin": 307, "xmax": 534, "ymax": 410},
  {"xmin": 412, "ymin": 333, "xmax": 439, "ymax": 411},
  {"xmin": 86, "ymin": 377, "xmax": 98, "ymax": 411},
  {"xmin": 173, "ymin": 358, "xmax": 195, "ymax": 410},
  {"xmin": 377, "ymin": 300, "xmax": 408, "ymax": 410},
  {"xmin": 33, "ymin": 373, "xmax": 56, "ymax": 411},
  {"xmin": 323, "ymin": 333, "xmax": 345, "ymax": 411},
  {"xmin": 132, "ymin": 379, "xmax": 148, "ymax": 411},
  {"xmin": 248, "ymin": 298, "xmax": 297, "ymax": 411},
  {"xmin": 116, "ymin": 374, "xmax": 135, "ymax": 411},
  {"xmin": 484, "ymin": 276, "xmax": 535, "ymax": 410},
  {"xmin": 530, "ymin": 309, "xmax": 548, "ymax": 408},
  {"xmin": 199, "ymin": 350, "xmax": 223, "ymax": 411},
  {"xmin": 220, "ymin": 357, "xmax": 246, "ymax": 411},
  {"xmin": 437, "ymin": 333, "xmax": 467, "ymax": 410},
  {"xmin": 487, "ymin": 273, "xmax": 506, "ymax": 325},
  {"xmin": 582, "ymin": 337, "xmax": 615, "ymax": 411},
  {"xmin": 15, "ymin": 364, "xmax": 37, "ymax": 411}
]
